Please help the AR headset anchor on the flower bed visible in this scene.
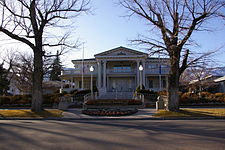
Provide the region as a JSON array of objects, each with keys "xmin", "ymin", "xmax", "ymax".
[
  {"xmin": 82, "ymin": 109, "xmax": 138, "ymax": 116},
  {"xmin": 85, "ymin": 99, "xmax": 142, "ymax": 106}
]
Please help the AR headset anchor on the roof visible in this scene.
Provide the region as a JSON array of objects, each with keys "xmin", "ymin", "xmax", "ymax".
[
  {"xmin": 72, "ymin": 58, "xmax": 95, "ymax": 62},
  {"xmin": 214, "ymin": 76, "xmax": 225, "ymax": 82},
  {"xmin": 189, "ymin": 75, "xmax": 219, "ymax": 84},
  {"xmin": 94, "ymin": 46, "xmax": 148, "ymax": 57}
]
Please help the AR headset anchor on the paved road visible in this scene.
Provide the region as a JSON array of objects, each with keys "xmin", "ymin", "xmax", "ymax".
[{"xmin": 0, "ymin": 120, "xmax": 225, "ymax": 150}]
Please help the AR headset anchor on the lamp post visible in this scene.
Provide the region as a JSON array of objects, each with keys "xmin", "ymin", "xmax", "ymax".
[
  {"xmin": 60, "ymin": 71, "xmax": 63, "ymax": 94},
  {"xmin": 90, "ymin": 66, "xmax": 94, "ymax": 99},
  {"xmin": 139, "ymin": 65, "xmax": 143, "ymax": 90}
]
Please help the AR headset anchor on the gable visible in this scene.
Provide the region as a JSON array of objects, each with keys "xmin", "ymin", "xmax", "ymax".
[{"xmin": 94, "ymin": 46, "xmax": 148, "ymax": 57}]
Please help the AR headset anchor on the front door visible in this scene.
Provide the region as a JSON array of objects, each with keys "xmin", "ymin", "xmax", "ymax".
[{"xmin": 110, "ymin": 78, "xmax": 134, "ymax": 92}]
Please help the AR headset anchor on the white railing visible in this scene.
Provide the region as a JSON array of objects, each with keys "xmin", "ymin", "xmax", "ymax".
[
  {"xmin": 83, "ymin": 92, "xmax": 98, "ymax": 109},
  {"xmin": 84, "ymin": 92, "xmax": 98, "ymax": 103},
  {"xmin": 107, "ymin": 69, "xmax": 136, "ymax": 74},
  {"xmin": 62, "ymin": 69, "xmax": 97, "ymax": 75}
]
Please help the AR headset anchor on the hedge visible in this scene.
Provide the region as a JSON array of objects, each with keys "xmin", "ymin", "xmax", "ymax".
[
  {"xmin": 180, "ymin": 92, "xmax": 225, "ymax": 104},
  {"xmin": 0, "ymin": 93, "xmax": 67, "ymax": 106}
]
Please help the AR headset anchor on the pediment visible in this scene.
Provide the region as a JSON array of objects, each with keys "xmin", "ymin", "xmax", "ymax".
[{"xmin": 94, "ymin": 46, "xmax": 148, "ymax": 57}]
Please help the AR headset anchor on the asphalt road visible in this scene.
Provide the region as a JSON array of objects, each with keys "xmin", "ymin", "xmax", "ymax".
[{"xmin": 0, "ymin": 119, "xmax": 225, "ymax": 150}]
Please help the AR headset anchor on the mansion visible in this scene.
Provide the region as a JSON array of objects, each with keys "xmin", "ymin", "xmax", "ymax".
[{"xmin": 61, "ymin": 46, "xmax": 170, "ymax": 96}]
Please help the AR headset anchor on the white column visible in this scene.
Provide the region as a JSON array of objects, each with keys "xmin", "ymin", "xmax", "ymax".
[
  {"xmin": 136, "ymin": 60, "xmax": 140, "ymax": 87},
  {"xmin": 97, "ymin": 60, "xmax": 101, "ymax": 89},
  {"xmin": 142, "ymin": 60, "xmax": 146, "ymax": 87},
  {"xmin": 103, "ymin": 60, "xmax": 107, "ymax": 89}
]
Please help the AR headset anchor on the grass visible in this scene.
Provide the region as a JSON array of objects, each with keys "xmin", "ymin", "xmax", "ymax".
[
  {"xmin": 0, "ymin": 109, "xmax": 63, "ymax": 118},
  {"xmin": 154, "ymin": 108, "xmax": 225, "ymax": 118}
]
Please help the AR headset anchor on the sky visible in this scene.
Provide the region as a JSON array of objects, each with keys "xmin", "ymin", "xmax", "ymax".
[{"xmin": 0, "ymin": 0, "xmax": 225, "ymax": 68}]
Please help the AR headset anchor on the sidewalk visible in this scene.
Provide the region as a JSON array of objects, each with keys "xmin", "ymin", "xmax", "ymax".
[{"xmin": 62, "ymin": 108, "xmax": 157, "ymax": 119}]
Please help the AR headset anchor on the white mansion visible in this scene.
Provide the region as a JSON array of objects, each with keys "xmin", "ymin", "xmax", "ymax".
[{"xmin": 61, "ymin": 46, "xmax": 170, "ymax": 95}]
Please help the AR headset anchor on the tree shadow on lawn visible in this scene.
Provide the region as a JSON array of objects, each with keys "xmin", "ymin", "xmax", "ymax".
[
  {"xmin": 0, "ymin": 109, "xmax": 62, "ymax": 118},
  {"xmin": 178, "ymin": 109, "xmax": 223, "ymax": 117}
]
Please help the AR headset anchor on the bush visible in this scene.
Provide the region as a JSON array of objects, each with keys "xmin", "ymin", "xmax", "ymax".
[
  {"xmin": 43, "ymin": 93, "xmax": 66, "ymax": 104},
  {"xmin": 70, "ymin": 89, "xmax": 78, "ymax": 94},
  {"xmin": 180, "ymin": 92, "xmax": 198, "ymax": 104},
  {"xmin": 75, "ymin": 89, "xmax": 91, "ymax": 95},
  {"xmin": 93, "ymin": 86, "xmax": 98, "ymax": 93},
  {"xmin": 0, "ymin": 96, "xmax": 11, "ymax": 105},
  {"xmin": 199, "ymin": 92, "xmax": 213, "ymax": 98},
  {"xmin": 180, "ymin": 92, "xmax": 225, "ymax": 104},
  {"xmin": 158, "ymin": 91, "xmax": 167, "ymax": 96},
  {"xmin": 214, "ymin": 93, "xmax": 225, "ymax": 103},
  {"xmin": 10, "ymin": 95, "xmax": 31, "ymax": 104},
  {"xmin": 136, "ymin": 84, "xmax": 145, "ymax": 91},
  {"xmin": 0, "ymin": 95, "xmax": 31, "ymax": 106}
]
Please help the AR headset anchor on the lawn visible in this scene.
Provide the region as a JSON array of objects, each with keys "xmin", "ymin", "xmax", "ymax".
[
  {"xmin": 0, "ymin": 109, "xmax": 63, "ymax": 118},
  {"xmin": 154, "ymin": 108, "xmax": 225, "ymax": 118}
]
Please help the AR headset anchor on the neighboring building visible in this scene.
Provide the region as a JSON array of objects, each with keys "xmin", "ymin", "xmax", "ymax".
[
  {"xmin": 7, "ymin": 76, "xmax": 21, "ymax": 95},
  {"xmin": 214, "ymin": 76, "xmax": 225, "ymax": 93},
  {"xmin": 189, "ymin": 67, "xmax": 225, "ymax": 93},
  {"xmin": 61, "ymin": 46, "xmax": 169, "ymax": 96}
]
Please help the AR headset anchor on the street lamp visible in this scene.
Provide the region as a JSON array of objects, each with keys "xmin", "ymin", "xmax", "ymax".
[
  {"xmin": 139, "ymin": 65, "xmax": 143, "ymax": 90},
  {"xmin": 90, "ymin": 66, "xmax": 94, "ymax": 99},
  {"xmin": 60, "ymin": 71, "xmax": 64, "ymax": 93}
]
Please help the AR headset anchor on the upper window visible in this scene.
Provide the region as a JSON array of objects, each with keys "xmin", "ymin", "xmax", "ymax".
[
  {"xmin": 113, "ymin": 65, "xmax": 131, "ymax": 72},
  {"xmin": 148, "ymin": 64, "xmax": 158, "ymax": 69}
]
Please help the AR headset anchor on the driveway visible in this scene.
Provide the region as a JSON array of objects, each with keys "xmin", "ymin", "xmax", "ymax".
[{"xmin": 0, "ymin": 120, "xmax": 224, "ymax": 150}]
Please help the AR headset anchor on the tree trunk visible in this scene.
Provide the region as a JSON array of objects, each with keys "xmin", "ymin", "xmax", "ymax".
[
  {"xmin": 31, "ymin": 47, "xmax": 43, "ymax": 112},
  {"xmin": 167, "ymin": 51, "xmax": 180, "ymax": 111}
]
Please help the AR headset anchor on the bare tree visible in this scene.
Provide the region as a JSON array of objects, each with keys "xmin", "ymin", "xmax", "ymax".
[
  {"xmin": 119, "ymin": 0, "xmax": 224, "ymax": 111},
  {"xmin": 0, "ymin": 0, "xmax": 90, "ymax": 112},
  {"xmin": 2, "ymin": 50, "xmax": 54, "ymax": 94}
]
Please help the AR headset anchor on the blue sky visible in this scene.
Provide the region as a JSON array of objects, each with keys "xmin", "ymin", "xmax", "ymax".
[
  {"xmin": 68, "ymin": 0, "xmax": 150, "ymax": 65},
  {"xmin": 67, "ymin": 0, "xmax": 225, "ymax": 67},
  {"xmin": 0, "ymin": 0, "xmax": 224, "ymax": 68}
]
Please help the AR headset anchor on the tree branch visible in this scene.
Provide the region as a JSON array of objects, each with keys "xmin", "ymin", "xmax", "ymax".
[{"xmin": 0, "ymin": 27, "xmax": 34, "ymax": 49}]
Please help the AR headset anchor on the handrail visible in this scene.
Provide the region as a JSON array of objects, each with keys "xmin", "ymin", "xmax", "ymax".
[{"xmin": 84, "ymin": 92, "xmax": 98, "ymax": 103}]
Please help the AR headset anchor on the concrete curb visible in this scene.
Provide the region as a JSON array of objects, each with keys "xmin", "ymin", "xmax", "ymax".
[{"xmin": 1, "ymin": 116, "xmax": 225, "ymax": 120}]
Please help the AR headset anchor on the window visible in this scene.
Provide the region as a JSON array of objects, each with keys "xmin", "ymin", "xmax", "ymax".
[
  {"xmin": 148, "ymin": 64, "xmax": 157, "ymax": 69},
  {"xmin": 149, "ymin": 80, "xmax": 153, "ymax": 88}
]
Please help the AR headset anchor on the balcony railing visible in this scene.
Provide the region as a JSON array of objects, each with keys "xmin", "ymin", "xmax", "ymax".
[
  {"xmin": 62, "ymin": 68, "xmax": 169, "ymax": 75},
  {"xmin": 145, "ymin": 68, "xmax": 169, "ymax": 74},
  {"xmin": 107, "ymin": 68, "xmax": 136, "ymax": 74},
  {"xmin": 62, "ymin": 69, "xmax": 97, "ymax": 75}
]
